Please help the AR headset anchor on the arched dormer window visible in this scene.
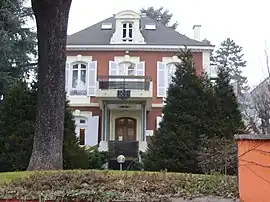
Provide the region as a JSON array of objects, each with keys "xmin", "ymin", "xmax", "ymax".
[
  {"xmin": 71, "ymin": 62, "xmax": 87, "ymax": 95},
  {"xmin": 122, "ymin": 22, "xmax": 133, "ymax": 42}
]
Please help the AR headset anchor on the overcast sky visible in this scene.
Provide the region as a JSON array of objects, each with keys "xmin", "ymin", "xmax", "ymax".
[{"xmin": 27, "ymin": 0, "xmax": 270, "ymax": 88}]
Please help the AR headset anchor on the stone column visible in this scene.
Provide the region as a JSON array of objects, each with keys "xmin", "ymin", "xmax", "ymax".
[
  {"xmin": 101, "ymin": 102, "xmax": 107, "ymax": 141},
  {"xmin": 141, "ymin": 103, "xmax": 146, "ymax": 141}
]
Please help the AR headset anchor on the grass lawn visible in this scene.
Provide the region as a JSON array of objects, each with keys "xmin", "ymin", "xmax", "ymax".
[{"xmin": 0, "ymin": 171, "xmax": 32, "ymax": 184}]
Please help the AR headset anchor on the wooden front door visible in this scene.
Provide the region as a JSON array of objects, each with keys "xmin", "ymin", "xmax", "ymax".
[{"xmin": 115, "ymin": 117, "xmax": 137, "ymax": 141}]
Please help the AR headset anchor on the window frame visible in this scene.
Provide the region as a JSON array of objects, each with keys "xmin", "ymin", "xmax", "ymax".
[
  {"xmin": 74, "ymin": 116, "xmax": 88, "ymax": 146},
  {"xmin": 118, "ymin": 61, "xmax": 136, "ymax": 76},
  {"xmin": 70, "ymin": 62, "xmax": 88, "ymax": 95},
  {"xmin": 122, "ymin": 22, "xmax": 133, "ymax": 42}
]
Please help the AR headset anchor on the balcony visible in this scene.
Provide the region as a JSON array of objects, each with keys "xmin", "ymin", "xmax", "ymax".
[{"xmin": 96, "ymin": 75, "xmax": 153, "ymax": 104}]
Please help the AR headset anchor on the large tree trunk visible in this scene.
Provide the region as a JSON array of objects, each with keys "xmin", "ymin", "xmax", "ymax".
[{"xmin": 27, "ymin": 0, "xmax": 72, "ymax": 170}]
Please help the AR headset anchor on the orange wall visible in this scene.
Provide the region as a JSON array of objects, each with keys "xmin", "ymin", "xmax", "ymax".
[
  {"xmin": 66, "ymin": 50, "xmax": 202, "ymax": 104},
  {"xmin": 237, "ymin": 139, "xmax": 270, "ymax": 202}
]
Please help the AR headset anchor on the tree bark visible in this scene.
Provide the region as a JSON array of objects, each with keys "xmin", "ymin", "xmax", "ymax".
[{"xmin": 27, "ymin": 0, "xmax": 72, "ymax": 170}]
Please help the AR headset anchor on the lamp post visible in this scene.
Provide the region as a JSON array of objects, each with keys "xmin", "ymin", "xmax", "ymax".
[{"xmin": 117, "ymin": 155, "xmax": 125, "ymax": 171}]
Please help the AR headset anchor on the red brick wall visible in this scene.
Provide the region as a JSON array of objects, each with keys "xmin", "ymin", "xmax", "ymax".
[
  {"xmin": 68, "ymin": 50, "xmax": 202, "ymax": 142},
  {"xmin": 70, "ymin": 106, "xmax": 163, "ymax": 142},
  {"xmin": 67, "ymin": 51, "xmax": 203, "ymax": 104}
]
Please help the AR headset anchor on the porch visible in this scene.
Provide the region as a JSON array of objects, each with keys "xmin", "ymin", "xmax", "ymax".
[
  {"xmin": 98, "ymin": 102, "xmax": 148, "ymax": 153},
  {"xmin": 96, "ymin": 75, "xmax": 152, "ymax": 153}
]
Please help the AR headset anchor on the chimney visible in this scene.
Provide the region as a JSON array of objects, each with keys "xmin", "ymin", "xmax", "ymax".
[{"xmin": 193, "ymin": 25, "xmax": 201, "ymax": 41}]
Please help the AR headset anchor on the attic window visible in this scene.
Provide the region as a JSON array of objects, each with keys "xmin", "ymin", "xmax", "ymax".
[
  {"xmin": 145, "ymin": 24, "xmax": 156, "ymax": 30},
  {"xmin": 101, "ymin": 23, "xmax": 112, "ymax": 30},
  {"xmin": 122, "ymin": 22, "xmax": 133, "ymax": 42}
]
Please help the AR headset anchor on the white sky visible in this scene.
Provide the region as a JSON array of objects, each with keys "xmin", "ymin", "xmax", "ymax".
[{"xmin": 26, "ymin": 0, "xmax": 270, "ymax": 88}]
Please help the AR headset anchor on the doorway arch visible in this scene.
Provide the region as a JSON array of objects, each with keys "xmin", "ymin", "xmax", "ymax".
[{"xmin": 115, "ymin": 117, "xmax": 137, "ymax": 141}]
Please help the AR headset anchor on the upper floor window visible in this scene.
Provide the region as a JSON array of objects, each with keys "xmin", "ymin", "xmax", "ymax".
[
  {"xmin": 157, "ymin": 61, "xmax": 180, "ymax": 98},
  {"xmin": 118, "ymin": 62, "xmax": 135, "ymax": 76},
  {"xmin": 167, "ymin": 63, "xmax": 177, "ymax": 87},
  {"xmin": 122, "ymin": 23, "xmax": 133, "ymax": 42},
  {"xmin": 71, "ymin": 63, "xmax": 87, "ymax": 95}
]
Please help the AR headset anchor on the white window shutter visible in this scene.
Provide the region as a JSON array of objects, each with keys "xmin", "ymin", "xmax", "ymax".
[
  {"xmin": 85, "ymin": 116, "xmax": 99, "ymax": 146},
  {"xmin": 136, "ymin": 61, "xmax": 145, "ymax": 76},
  {"xmin": 87, "ymin": 61, "xmax": 97, "ymax": 96},
  {"xmin": 157, "ymin": 62, "xmax": 166, "ymax": 97},
  {"xmin": 109, "ymin": 61, "xmax": 118, "ymax": 75},
  {"xmin": 65, "ymin": 62, "xmax": 69, "ymax": 94},
  {"xmin": 156, "ymin": 116, "xmax": 162, "ymax": 130}
]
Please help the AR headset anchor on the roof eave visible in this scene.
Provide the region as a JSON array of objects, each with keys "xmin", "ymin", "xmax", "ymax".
[{"xmin": 66, "ymin": 44, "xmax": 215, "ymax": 52}]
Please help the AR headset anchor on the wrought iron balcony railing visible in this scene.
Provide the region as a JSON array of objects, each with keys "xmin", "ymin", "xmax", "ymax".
[{"xmin": 98, "ymin": 75, "xmax": 152, "ymax": 91}]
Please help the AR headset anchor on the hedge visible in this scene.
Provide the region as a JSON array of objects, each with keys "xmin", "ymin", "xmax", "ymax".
[{"xmin": 0, "ymin": 170, "xmax": 238, "ymax": 201}]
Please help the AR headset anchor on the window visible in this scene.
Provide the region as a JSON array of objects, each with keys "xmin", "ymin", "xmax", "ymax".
[
  {"xmin": 167, "ymin": 63, "xmax": 177, "ymax": 87},
  {"xmin": 75, "ymin": 117, "xmax": 88, "ymax": 146},
  {"xmin": 71, "ymin": 63, "xmax": 87, "ymax": 95},
  {"xmin": 122, "ymin": 23, "xmax": 133, "ymax": 42},
  {"xmin": 101, "ymin": 23, "xmax": 112, "ymax": 30},
  {"xmin": 118, "ymin": 62, "xmax": 135, "ymax": 76},
  {"xmin": 79, "ymin": 128, "xmax": 85, "ymax": 145}
]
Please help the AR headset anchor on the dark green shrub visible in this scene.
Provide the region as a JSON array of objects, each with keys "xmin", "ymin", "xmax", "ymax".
[{"xmin": 86, "ymin": 146, "xmax": 108, "ymax": 169}]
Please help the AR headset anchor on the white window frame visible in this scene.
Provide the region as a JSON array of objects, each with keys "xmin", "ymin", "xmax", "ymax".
[
  {"xmin": 70, "ymin": 62, "xmax": 88, "ymax": 96},
  {"xmin": 74, "ymin": 116, "xmax": 88, "ymax": 146},
  {"xmin": 118, "ymin": 61, "xmax": 136, "ymax": 76},
  {"xmin": 122, "ymin": 22, "xmax": 133, "ymax": 42},
  {"xmin": 166, "ymin": 62, "xmax": 178, "ymax": 90}
]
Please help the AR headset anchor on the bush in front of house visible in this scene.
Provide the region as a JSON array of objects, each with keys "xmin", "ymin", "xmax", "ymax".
[
  {"xmin": 197, "ymin": 135, "xmax": 237, "ymax": 175},
  {"xmin": 0, "ymin": 170, "xmax": 238, "ymax": 201},
  {"xmin": 85, "ymin": 146, "xmax": 108, "ymax": 169},
  {"xmin": 0, "ymin": 81, "xmax": 90, "ymax": 171}
]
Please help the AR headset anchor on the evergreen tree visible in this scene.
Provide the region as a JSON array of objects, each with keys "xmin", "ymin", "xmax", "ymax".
[
  {"xmin": 63, "ymin": 101, "xmax": 89, "ymax": 170},
  {"xmin": 140, "ymin": 6, "xmax": 178, "ymax": 29},
  {"xmin": 0, "ymin": 0, "xmax": 36, "ymax": 95},
  {"xmin": 0, "ymin": 81, "xmax": 89, "ymax": 172},
  {"xmin": 0, "ymin": 81, "xmax": 36, "ymax": 171},
  {"xmin": 212, "ymin": 38, "xmax": 248, "ymax": 94},
  {"xmin": 144, "ymin": 49, "xmax": 207, "ymax": 173},
  {"xmin": 214, "ymin": 67, "xmax": 245, "ymax": 138}
]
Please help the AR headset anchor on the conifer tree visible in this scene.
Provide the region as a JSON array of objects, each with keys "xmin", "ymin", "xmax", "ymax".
[
  {"xmin": 144, "ymin": 49, "xmax": 207, "ymax": 173},
  {"xmin": 214, "ymin": 67, "xmax": 245, "ymax": 138},
  {"xmin": 0, "ymin": 81, "xmax": 89, "ymax": 172}
]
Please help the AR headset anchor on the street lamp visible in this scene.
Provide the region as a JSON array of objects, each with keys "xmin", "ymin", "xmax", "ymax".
[{"xmin": 117, "ymin": 155, "xmax": 125, "ymax": 171}]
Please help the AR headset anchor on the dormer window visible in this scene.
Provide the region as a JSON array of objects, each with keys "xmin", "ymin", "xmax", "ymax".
[{"xmin": 122, "ymin": 22, "xmax": 133, "ymax": 42}]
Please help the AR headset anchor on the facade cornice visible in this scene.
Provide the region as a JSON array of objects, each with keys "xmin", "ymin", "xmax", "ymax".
[{"xmin": 66, "ymin": 45, "xmax": 214, "ymax": 52}]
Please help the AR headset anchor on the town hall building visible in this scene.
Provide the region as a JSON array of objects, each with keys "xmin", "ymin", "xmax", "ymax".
[{"xmin": 65, "ymin": 10, "xmax": 214, "ymax": 155}]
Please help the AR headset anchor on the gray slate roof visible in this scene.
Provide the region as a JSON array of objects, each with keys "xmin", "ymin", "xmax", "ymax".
[{"xmin": 67, "ymin": 16, "xmax": 211, "ymax": 47}]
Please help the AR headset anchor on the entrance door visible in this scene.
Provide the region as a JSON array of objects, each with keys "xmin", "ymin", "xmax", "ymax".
[{"xmin": 115, "ymin": 117, "xmax": 137, "ymax": 141}]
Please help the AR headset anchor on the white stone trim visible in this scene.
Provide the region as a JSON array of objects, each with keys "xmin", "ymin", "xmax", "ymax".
[
  {"xmin": 110, "ymin": 10, "xmax": 145, "ymax": 44},
  {"xmin": 98, "ymin": 141, "xmax": 108, "ymax": 151},
  {"xmin": 67, "ymin": 55, "xmax": 92, "ymax": 64},
  {"xmin": 114, "ymin": 55, "xmax": 140, "ymax": 63},
  {"xmin": 110, "ymin": 111, "xmax": 141, "ymax": 141},
  {"xmin": 67, "ymin": 45, "xmax": 214, "ymax": 52},
  {"xmin": 69, "ymin": 102, "xmax": 164, "ymax": 108},
  {"xmin": 202, "ymin": 51, "xmax": 211, "ymax": 73},
  {"xmin": 139, "ymin": 141, "xmax": 148, "ymax": 152},
  {"xmin": 162, "ymin": 56, "xmax": 181, "ymax": 64},
  {"xmin": 69, "ymin": 103, "xmax": 99, "ymax": 107}
]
